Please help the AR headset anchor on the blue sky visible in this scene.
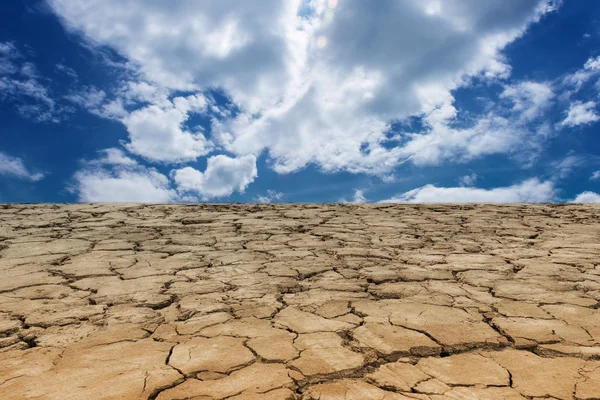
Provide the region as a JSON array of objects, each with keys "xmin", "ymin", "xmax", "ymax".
[{"xmin": 1, "ymin": 0, "xmax": 600, "ymax": 203}]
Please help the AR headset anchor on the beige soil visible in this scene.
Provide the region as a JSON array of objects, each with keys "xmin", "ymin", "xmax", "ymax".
[{"xmin": 0, "ymin": 203, "xmax": 599, "ymax": 399}]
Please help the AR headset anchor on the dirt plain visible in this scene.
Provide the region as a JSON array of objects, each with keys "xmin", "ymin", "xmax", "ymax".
[{"xmin": 0, "ymin": 203, "xmax": 599, "ymax": 400}]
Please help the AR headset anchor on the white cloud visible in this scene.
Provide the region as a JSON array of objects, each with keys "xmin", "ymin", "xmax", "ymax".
[
  {"xmin": 49, "ymin": 0, "xmax": 558, "ymax": 175},
  {"xmin": 0, "ymin": 42, "xmax": 63, "ymax": 122},
  {"xmin": 382, "ymin": 178, "xmax": 555, "ymax": 203},
  {"xmin": 500, "ymin": 81, "xmax": 554, "ymax": 121},
  {"xmin": 120, "ymin": 81, "xmax": 170, "ymax": 107},
  {"xmin": 66, "ymin": 84, "xmax": 212, "ymax": 159},
  {"xmin": 591, "ymin": 171, "xmax": 600, "ymax": 181},
  {"xmin": 458, "ymin": 173, "xmax": 478, "ymax": 186},
  {"xmin": 571, "ymin": 191, "xmax": 600, "ymax": 203},
  {"xmin": 560, "ymin": 101, "xmax": 599, "ymax": 127},
  {"xmin": 255, "ymin": 190, "xmax": 284, "ymax": 203},
  {"xmin": 172, "ymin": 154, "xmax": 257, "ymax": 200},
  {"xmin": 73, "ymin": 164, "xmax": 176, "ymax": 203},
  {"xmin": 562, "ymin": 55, "xmax": 600, "ymax": 92},
  {"xmin": 0, "ymin": 151, "xmax": 44, "ymax": 181},
  {"xmin": 352, "ymin": 189, "xmax": 368, "ymax": 204},
  {"xmin": 392, "ymin": 109, "xmax": 548, "ymax": 167},
  {"xmin": 551, "ymin": 154, "xmax": 587, "ymax": 179},
  {"xmin": 95, "ymin": 148, "xmax": 137, "ymax": 166},
  {"xmin": 0, "ymin": 42, "xmax": 20, "ymax": 75},
  {"xmin": 341, "ymin": 189, "xmax": 368, "ymax": 204},
  {"xmin": 55, "ymin": 63, "xmax": 78, "ymax": 80},
  {"xmin": 99, "ymin": 98, "xmax": 128, "ymax": 120},
  {"xmin": 48, "ymin": 0, "xmax": 295, "ymax": 106},
  {"xmin": 123, "ymin": 94, "xmax": 212, "ymax": 162},
  {"xmin": 65, "ymin": 85, "xmax": 106, "ymax": 110}
]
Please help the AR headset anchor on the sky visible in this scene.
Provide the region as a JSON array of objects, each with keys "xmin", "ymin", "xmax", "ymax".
[{"xmin": 1, "ymin": 0, "xmax": 600, "ymax": 204}]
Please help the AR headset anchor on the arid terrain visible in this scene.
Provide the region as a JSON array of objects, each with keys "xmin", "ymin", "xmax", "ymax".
[{"xmin": 0, "ymin": 204, "xmax": 599, "ymax": 399}]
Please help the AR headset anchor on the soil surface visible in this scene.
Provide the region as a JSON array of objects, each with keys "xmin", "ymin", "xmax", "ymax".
[{"xmin": 0, "ymin": 203, "xmax": 599, "ymax": 399}]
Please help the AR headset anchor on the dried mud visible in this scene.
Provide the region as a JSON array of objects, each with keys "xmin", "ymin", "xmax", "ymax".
[{"xmin": 0, "ymin": 203, "xmax": 599, "ymax": 399}]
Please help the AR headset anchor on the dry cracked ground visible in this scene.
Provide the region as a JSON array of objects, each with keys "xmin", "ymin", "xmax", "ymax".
[{"xmin": 0, "ymin": 204, "xmax": 600, "ymax": 400}]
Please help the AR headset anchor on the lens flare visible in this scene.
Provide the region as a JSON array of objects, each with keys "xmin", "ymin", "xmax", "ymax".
[
  {"xmin": 317, "ymin": 36, "xmax": 328, "ymax": 48},
  {"xmin": 328, "ymin": 0, "xmax": 338, "ymax": 9}
]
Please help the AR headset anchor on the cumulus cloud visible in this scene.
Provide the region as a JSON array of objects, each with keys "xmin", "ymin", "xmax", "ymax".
[
  {"xmin": 571, "ymin": 191, "xmax": 600, "ymax": 203},
  {"xmin": 48, "ymin": 0, "xmax": 295, "ymax": 107},
  {"xmin": 172, "ymin": 154, "xmax": 257, "ymax": 200},
  {"xmin": 215, "ymin": 1, "xmax": 557, "ymax": 174},
  {"xmin": 48, "ymin": 0, "xmax": 558, "ymax": 176},
  {"xmin": 591, "ymin": 171, "xmax": 600, "ymax": 181},
  {"xmin": 73, "ymin": 149, "xmax": 259, "ymax": 202},
  {"xmin": 255, "ymin": 190, "xmax": 284, "ymax": 204},
  {"xmin": 381, "ymin": 178, "xmax": 556, "ymax": 203},
  {"xmin": 0, "ymin": 151, "xmax": 44, "ymax": 181},
  {"xmin": 73, "ymin": 164, "xmax": 176, "ymax": 203},
  {"xmin": 559, "ymin": 101, "xmax": 599, "ymax": 127},
  {"xmin": 123, "ymin": 94, "xmax": 212, "ymax": 162}
]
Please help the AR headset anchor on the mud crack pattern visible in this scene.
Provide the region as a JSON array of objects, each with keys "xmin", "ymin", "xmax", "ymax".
[{"xmin": 0, "ymin": 203, "xmax": 599, "ymax": 399}]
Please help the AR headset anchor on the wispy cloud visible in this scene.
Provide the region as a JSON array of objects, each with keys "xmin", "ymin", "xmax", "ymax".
[
  {"xmin": 0, "ymin": 151, "xmax": 44, "ymax": 181},
  {"xmin": 0, "ymin": 42, "xmax": 65, "ymax": 122},
  {"xmin": 255, "ymin": 190, "xmax": 284, "ymax": 203}
]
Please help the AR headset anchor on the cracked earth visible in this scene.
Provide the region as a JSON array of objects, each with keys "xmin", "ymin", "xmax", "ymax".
[{"xmin": 0, "ymin": 204, "xmax": 600, "ymax": 399}]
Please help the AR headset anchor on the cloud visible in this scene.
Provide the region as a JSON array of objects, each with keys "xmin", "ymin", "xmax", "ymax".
[
  {"xmin": 381, "ymin": 178, "xmax": 555, "ymax": 203},
  {"xmin": 551, "ymin": 154, "xmax": 587, "ymax": 179},
  {"xmin": 94, "ymin": 148, "xmax": 137, "ymax": 166},
  {"xmin": 72, "ymin": 150, "xmax": 258, "ymax": 203},
  {"xmin": 64, "ymin": 85, "xmax": 106, "ymax": 111},
  {"xmin": 122, "ymin": 94, "xmax": 213, "ymax": 162},
  {"xmin": 591, "ymin": 171, "xmax": 600, "ymax": 181},
  {"xmin": 392, "ymin": 107, "xmax": 550, "ymax": 167},
  {"xmin": 562, "ymin": 55, "xmax": 600, "ymax": 93},
  {"xmin": 73, "ymin": 164, "xmax": 176, "ymax": 203},
  {"xmin": 559, "ymin": 101, "xmax": 599, "ymax": 127},
  {"xmin": 48, "ymin": 0, "xmax": 295, "ymax": 106},
  {"xmin": 49, "ymin": 0, "xmax": 558, "ymax": 176},
  {"xmin": 0, "ymin": 42, "xmax": 63, "ymax": 122},
  {"xmin": 255, "ymin": 190, "xmax": 284, "ymax": 203},
  {"xmin": 500, "ymin": 81, "xmax": 554, "ymax": 122},
  {"xmin": 55, "ymin": 63, "xmax": 78, "ymax": 80},
  {"xmin": 0, "ymin": 42, "xmax": 20, "ymax": 74},
  {"xmin": 352, "ymin": 189, "xmax": 367, "ymax": 204},
  {"xmin": 172, "ymin": 154, "xmax": 257, "ymax": 200},
  {"xmin": 571, "ymin": 191, "xmax": 600, "ymax": 203},
  {"xmin": 0, "ymin": 151, "xmax": 44, "ymax": 181},
  {"xmin": 458, "ymin": 173, "xmax": 478, "ymax": 187},
  {"xmin": 341, "ymin": 189, "xmax": 368, "ymax": 204}
]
